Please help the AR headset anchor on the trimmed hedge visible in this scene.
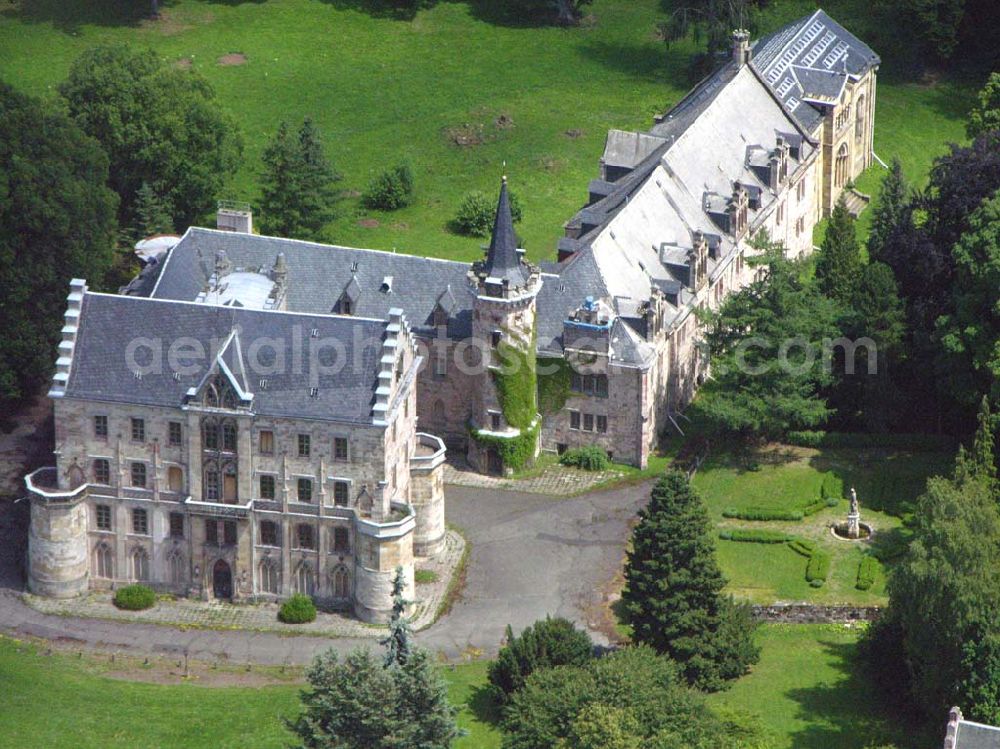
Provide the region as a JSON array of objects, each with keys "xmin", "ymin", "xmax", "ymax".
[
  {"xmin": 722, "ymin": 506, "xmax": 804, "ymax": 521},
  {"xmin": 820, "ymin": 472, "xmax": 841, "ymax": 503},
  {"xmin": 719, "ymin": 529, "xmax": 793, "ymax": 543},
  {"xmin": 113, "ymin": 584, "xmax": 156, "ymax": 611},
  {"xmin": 559, "ymin": 446, "xmax": 611, "ymax": 472},
  {"xmin": 786, "ymin": 430, "xmax": 955, "ymax": 452},
  {"xmin": 856, "ymin": 556, "xmax": 882, "ymax": 591},
  {"xmin": 805, "ymin": 551, "xmax": 831, "ymax": 584},
  {"xmin": 787, "ymin": 539, "xmax": 818, "ymax": 558},
  {"xmin": 802, "ymin": 497, "xmax": 836, "ymax": 516},
  {"xmin": 278, "ymin": 593, "xmax": 317, "ymax": 624}
]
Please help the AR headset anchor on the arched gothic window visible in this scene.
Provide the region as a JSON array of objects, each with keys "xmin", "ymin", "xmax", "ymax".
[
  {"xmin": 855, "ymin": 95, "xmax": 866, "ymax": 140},
  {"xmin": 131, "ymin": 547, "xmax": 150, "ymax": 582},
  {"xmin": 835, "ymin": 143, "xmax": 850, "ymax": 187},
  {"xmin": 204, "ymin": 374, "xmax": 239, "ymax": 409},
  {"xmin": 203, "ymin": 418, "xmax": 220, "ymax": 450},
  {"xmin": 331, "ymin": 566, "xmax": 350, "ymax": 599},
  {"xmin": 294, "ymin": 563, "xmax": 315, "ymax": 596},
  {"xmin": 167, "ymin": 550, "xmax": 185, "ymax": 585},
  {"xmin": 94, "ymin": 542, "xmax": 113, "ymax": 579},
  {"xmin": 204, "ymin": 460, "xmax": 220, "ymax": 501},
  {"xmin": 259, "ymin": 558, "xmax": 279, "ymax": 594}
]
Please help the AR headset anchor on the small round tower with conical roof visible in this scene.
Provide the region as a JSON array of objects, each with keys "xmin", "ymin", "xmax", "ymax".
[{"xmin": 466, "ymin": 177, "xmax": 543, "ymax": 475}]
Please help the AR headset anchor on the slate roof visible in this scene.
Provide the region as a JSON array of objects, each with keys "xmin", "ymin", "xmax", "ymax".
[
  {"xmin": 64, "ymin": 292, "xmax": 388, "ymax": 424},
  {"xmin": 151, "ymin": 228, "xmax": 476, "ymax": 338},
  {"xmin": 750, "ymin": 9, "xmax": 880, "ymax": 132},
  {"xmin": 482, "ymin": 178, "xmax": 528, "ymax": 287}
]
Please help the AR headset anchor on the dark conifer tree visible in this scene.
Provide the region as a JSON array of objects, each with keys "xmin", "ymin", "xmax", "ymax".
[
  {"xmin": 816, "ymin": 198, "xmax": 862, "ymax": 307},
  {"xmin": 622, "ymin": 471, "xmax": 758, "ymax": 691}
]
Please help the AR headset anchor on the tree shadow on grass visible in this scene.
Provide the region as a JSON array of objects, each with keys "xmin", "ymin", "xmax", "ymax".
[
  {"xmin": 468, "ymin": 683, "xmax": 503, "ymax": 726},
  {"xmin": 573, "ymin": 38, "xmax": 683, "ymax": 86},
  {"xmin": 785, "ymin": 637, "xmax": 933, "ymax": 749},
  {"xmin": 2, "ymin": 0, "xmax": 266, "ymax": 34}
]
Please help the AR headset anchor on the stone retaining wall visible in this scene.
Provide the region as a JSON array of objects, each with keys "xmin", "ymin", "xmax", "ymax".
[{"xmin": 752, "ymin": 604, "xmax": 881, "ymax": 624}]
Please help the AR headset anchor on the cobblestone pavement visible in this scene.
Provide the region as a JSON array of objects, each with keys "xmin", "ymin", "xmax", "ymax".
[
  {"xmin": 443, "ymin": 459, "xmax": 626, "ymax": 496},
  {"xmin": 22, "ymin": 531, "xmax": 465, "ymax": 637}
]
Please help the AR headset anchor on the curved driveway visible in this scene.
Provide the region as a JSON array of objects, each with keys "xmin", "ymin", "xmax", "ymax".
[{"xmin": 0, "ymin": 481, "xmax": 651, "ymax": 665}]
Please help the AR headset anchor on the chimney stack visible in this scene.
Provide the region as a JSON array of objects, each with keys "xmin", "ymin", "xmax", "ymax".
[
  {"xmin": 216, "ymin": 200, "xmax": 253, "ymax": 234},
  {"xmin": 732, "ymin": 29, "xmax": 751, "ymax": 68}
]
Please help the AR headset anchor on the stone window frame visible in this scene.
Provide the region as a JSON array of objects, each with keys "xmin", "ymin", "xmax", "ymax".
[
  {"xmin": 596, "ymin": 415, "xmax": 608, "ymax": 434},
  {"xmin": 259, "ymin": 557, "xmax": 280, "ymax": 594},
  {"xmin": 297, "ymin": 433, "xmax": 311, "ymax": 458},
  {"xmin": 223, "ymin": 520, "xmax": 237, "ymax": 546},
  {"xmin": 168, "ymin": 421, "xmax": 183, "ymax": 447},
  {"xmin": 130, "ymin": 417, "xmax": 146, "ymax": 443},
  {"xmin": 94, "ymin": 542, "xmax": 113, "ymax": 579},
  {"xmin": 331, "ymin": 564, "xmax": 350, "ymax": 599},
  {"xmin": 93, "ymin": 414, "xmax": 109, "ymax": 440},
  {"xmin": 583, "ymin": 413, "xmax": 594, "ymax": 432},
  {"xmin": 166, "ymin": 464, "xmax": 184, "ymax": 493},
  {"xmin": 570, "ymin": 373, "xmax": 609, "ymax": 398},
  {"xmin": 569, "ymin": 410, "xmax": 581, "ymax": 430},
  {"xmin": 294, "ymin": 561, "xmax": 315, "ymax": 595},
  {"xmin": 205, "ymin": 518, "xmax": 218, "ymax": 544},
  {"xmin": 296, "ymin": 477, "xmax": 313, "ymax": 503},
  {"xmin": 332, "ymin": 436, "xmax": 350, "ymax": 462},
  {"xmin": 259, "ymin": 519, "xmax": 280, "ymax": 547},
  {"xmin": 331, "ymin": 478, "xmax": 351, "ymax": 507},
  {"xmin": 131, "ymin": 546, "xmax": 150, "ymax": 581},
  {"xmin": 95, "ymin": 503, "xmax": 112, "ymax": 531},
  {"xmin": 92, "ymin": 457, "xmax": 111, "ymax": 486},
  {"xmin": 258, "ymin": 429, "xmax": 275, "ymax": 455},
  {"xmin": 130, "ymin": 462, "xmax": 148, "ymax": 488},
  {"xmin": 131, "ymin": 507, "xmax": 149, "ymax": 535},
  {"xmin": 295, "ymin": 523, "xmax": 316, "ymax": 550},
  {"xmin": 259, "ymin": 473, "xmax": 277, "ymax": 500},
  {"xmin": 331, "ymin": 526, "xmax": 350, "ymax": 554},
  {"xmin": 169, "ymin": 512, "xmax": 185, "ymax": 539},
  {"xmin": 166, "ymin": 549, "xmax": 185, "ymax": 585}
]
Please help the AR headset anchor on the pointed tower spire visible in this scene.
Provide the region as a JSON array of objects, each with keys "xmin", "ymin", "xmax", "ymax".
[{"xmin": 483, "ymin": 176, "xmax": 527, "ymax": 288}]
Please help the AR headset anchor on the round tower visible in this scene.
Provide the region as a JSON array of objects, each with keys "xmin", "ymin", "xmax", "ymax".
[
  {"xmin": 466, "ymin": 177, "xmax": 543, "ymax": 475},
  {"xmin": 24, "ymin": 467, "xmax": 89, "ymax": 598}
]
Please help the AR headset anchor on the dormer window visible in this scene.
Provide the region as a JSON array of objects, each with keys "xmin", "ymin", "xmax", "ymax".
[
  {"xmin": 203, "ymin": 374, "xmax": 239, "ymax": 409},
  {"xmin": 381, "ymin": 276, "xmax": 393, "ymax": 293},
  {"xmin": 342, "ymin": 300, "xmax": 352, "ymax": 315}
]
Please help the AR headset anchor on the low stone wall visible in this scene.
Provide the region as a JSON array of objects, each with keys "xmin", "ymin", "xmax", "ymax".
[{"xmin": 751, "ymin": 604, "xmax": 881, "ymax": 624}]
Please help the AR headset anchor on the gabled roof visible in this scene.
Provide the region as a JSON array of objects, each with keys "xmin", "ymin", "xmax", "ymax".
[
  {"xmin": 63, "ymin": 292, "xmax": 388, "ymax": 424},
  {"xmin": 750, "ymin": 8, "xmax": 880, "ymax": 132},
  {"xmin": 482, "ymin": 178, "xmax": 528, "ymax": 287}
]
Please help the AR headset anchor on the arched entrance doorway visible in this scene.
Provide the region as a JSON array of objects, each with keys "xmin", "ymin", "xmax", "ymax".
[{"xmin": 212, "ymin": 559, "xmax": 233, "ymax": 600}]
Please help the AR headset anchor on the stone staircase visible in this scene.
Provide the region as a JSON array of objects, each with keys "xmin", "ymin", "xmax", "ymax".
[{"xmin": 842, "ymin": 187, "xmax": 871, "ymax": 218}]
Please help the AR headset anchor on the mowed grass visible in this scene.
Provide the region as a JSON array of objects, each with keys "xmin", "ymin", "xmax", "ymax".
[
  {"xmin": 692, "ymin": 444, "xmax": 952, "ymax": 604},
  {"xmin": 0, "ymin": 0, "xmax": 975, "ymax": 265},
  {"xmin": 708, "ymin": 624, "xmax": 934, "ymax": 749},
  {"xmin": 0, "ymin": 637, "xmax": 502, "ymax": 749}
]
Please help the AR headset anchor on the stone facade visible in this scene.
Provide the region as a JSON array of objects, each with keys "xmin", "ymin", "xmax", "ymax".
[{"xmin": 26, "ymin": 288, "xmax": 447, "ymax": 623}]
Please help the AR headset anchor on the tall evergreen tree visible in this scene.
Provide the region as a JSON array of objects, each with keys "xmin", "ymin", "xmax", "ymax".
[
  {"xmin": 259, "ymin": 118, "xmax": 339, "ymax": 240},
  {"xmin": 868, "ymin": 159, "xmax": 908, "ymax": 263},
  {"xmin": 133, "ymin": 181, "xmax": 174, "ymax": 239},
  {"xmin": 381, "ymin": 566, "xmax": 413, "ymax": 668},
  {"xmin": 968, "ymin": 72, "xmax": 1000, "ymax": 140},
  {"xmin": 815, "ymin": 198, "xmax": 862, "ymax": 307},
  {"xmin": 956, "ymin": 396, "xmax": 998, "ymax": 488},
  {"xmin": 621, "ymin": 471, "xmax": 759, "ymax": 691}
]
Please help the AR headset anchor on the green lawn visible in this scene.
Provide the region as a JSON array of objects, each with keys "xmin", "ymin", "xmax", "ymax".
[
  {"xmin": 0, "ymin": 0, "xmax": 975, "ymax": 265},
  {"xmin": 709, "ymin": 624, "xmax": 935, "ymax": 749},
  {"xmin": 692, "ymin": 444, "xmax": 952, "ymax": 604},
  {"xmin": 0, "ymin": 637, "xmax": 502, "ymax": 748}
]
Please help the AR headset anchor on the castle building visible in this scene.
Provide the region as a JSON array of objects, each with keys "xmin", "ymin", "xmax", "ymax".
[{"xmin": 25, "ymin": 10, "xmax": 877, "ymax": 608}]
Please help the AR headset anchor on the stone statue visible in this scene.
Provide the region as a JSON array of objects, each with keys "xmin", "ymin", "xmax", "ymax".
[{"xmin": 847, "ymin": 487, "xmax": 861, "ymax": 539}]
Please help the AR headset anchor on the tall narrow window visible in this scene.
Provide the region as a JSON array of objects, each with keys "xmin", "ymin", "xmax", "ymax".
[
  {"xmin": 332, "ymin": 566, "xmax": 350, "ymax": 599},
  {"xmin": 93, "ymin": 458, "xmax": 110, "ymax": 485},
  {"xmin": 297, "ymin": 477, "xmax": 313, "ymax": 503},
  {"xmin": 333, "ymin": 481, "xmax": 349, "ymax": 507},
  {"xmin": 130, "ymin": 462, "xmax": 147, "ymax": 488},
  {"xmin": 94, "ymin": 415, "xmax": 108, "ymax": 440},
  {"xmin": 333, "ymin": 526, "xmax": 350, "ymax": 553},
  {"xmin": 259, "ymin": 559, "xmax": 279, "ymax": 594},
  {"xmin": 296, "ymin": 524, "xmax": 315, "ymax": 550},
  {"xmin": 222, "ymin": 421, "xmax": 238, "ymax": 452},
  {"xmin": 260, "ymin": 474, "xmax": 276, "ymax": 500},
  {"xmin": 132, "ymin": 508, "xmax": 148, "ymax": 535},
  {"xmin": 259, "ymin": 430, "xmax": 274, "ymax": 455},
  {"xmin": 204, "ymin": 462, "xmax": 220, "ymax": 501},
  {"xmin": 294, "ymin": 563, "xmax": 315, "ymax": 596},
  {"xmin": 205, "ymin": 519, "xmax": 218, "ymax": 544},
  {"xmin": 167, "ymin": 466, "xmax": 183, "ymax": 493},
  {"xmin": 169, "ymin": 512, "xmax": 185, "ymax": 539},
  {"xmin": 203, "ymin": 419, "xmax": 220, "ymax": 450},
  {"xmin": 95, "ymin": 504, "xmax": 112, "ymax": 531},
  {"xmin": 94, "ymin": 543, "xmax": 113, "ymax": 578},
  {"xmin": 298, "ymin": 434, "xmax": 311, "ymax": 457},
  {"xmin": 130, "ymin": 418, "xmax": 145, "ymax": 443},
  {"xmin": 569, "ymin": 410, "xmax": 581, "ymax": 430},
  {"xmin": 167, "ymin": 551, "xmax": 185, "ymax": 585},
  {"xmin": 260, "ymin": 520, "xmax": 279, "ymax": 547},
  {"xmin": 223, "ymin": 520, "xmax": 237, "ymax": 546},
  {"xmin": 168, "ymin": 421, "xmax": 183, "ymax": 446},
  {"xmin": 333, "ymin": 437, "xmax": 348, "ymax": 461},
  {"xmin": 131, "ymin": 547, "xmax": 149, "ymax": 581}
]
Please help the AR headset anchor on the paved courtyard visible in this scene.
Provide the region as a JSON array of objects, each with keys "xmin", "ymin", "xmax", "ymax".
[{"xmin": 0, "ymin": 480, "xmax": 652, "ymax": 665}]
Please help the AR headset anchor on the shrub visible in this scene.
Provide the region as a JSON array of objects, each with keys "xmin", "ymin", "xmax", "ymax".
[
  {"xmin": 722, "ymin": 507, "xmax": 804, "ymax": 521},
  {"xmin": 787, "ymin": 539, "xmax": 818, "ymax": 558},
  {"xmin": 453, "ymin": 189, "xmax": 523, "ymax": 237},
  {"xmin": 560, "ymin": 446, "xmax": 611, "ymax": 472},
  {"xmin": 113, "ymin": 584, "xmax": 156, "ymax": 611},
  {"xmin": 820, "ymin": 472, "xmax": 841, "ymax": 503},
  {"xmin": 362, "ymin": 162, "xmax": 414, "ymax": 210},
  {"xmin": 488, "ymin": 616, "xmax": 593, "ymax": 702},
  {"xmin": 415, "ymin": 569, "xmax": 439, "ymax": 585},
  {"xmin": 805, "ymin": 551, "xmax": 831, "ymax": 583},
  {"xmin": 278, "ymin": 593, "xmax": 317, "ymax": 624},
  {"xmin": 718, "ymin": 529, "xmax": 793, "ymax": 543},
  {"xmin": 856, "ymin": 556, "xmax": 882, "ymax": 591},
  {"xmin": 802, "ymin": 498, "xmax": 829, "ymax": 516}
]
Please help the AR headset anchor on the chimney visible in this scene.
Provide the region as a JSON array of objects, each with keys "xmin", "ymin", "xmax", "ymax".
[
  {"xmin": 216, "ymin": 200, "xmax": 253, "ymax": 234},
  {"xmin": 732, "ymin": 29, "xmax": 751, "ymax": 68}
]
